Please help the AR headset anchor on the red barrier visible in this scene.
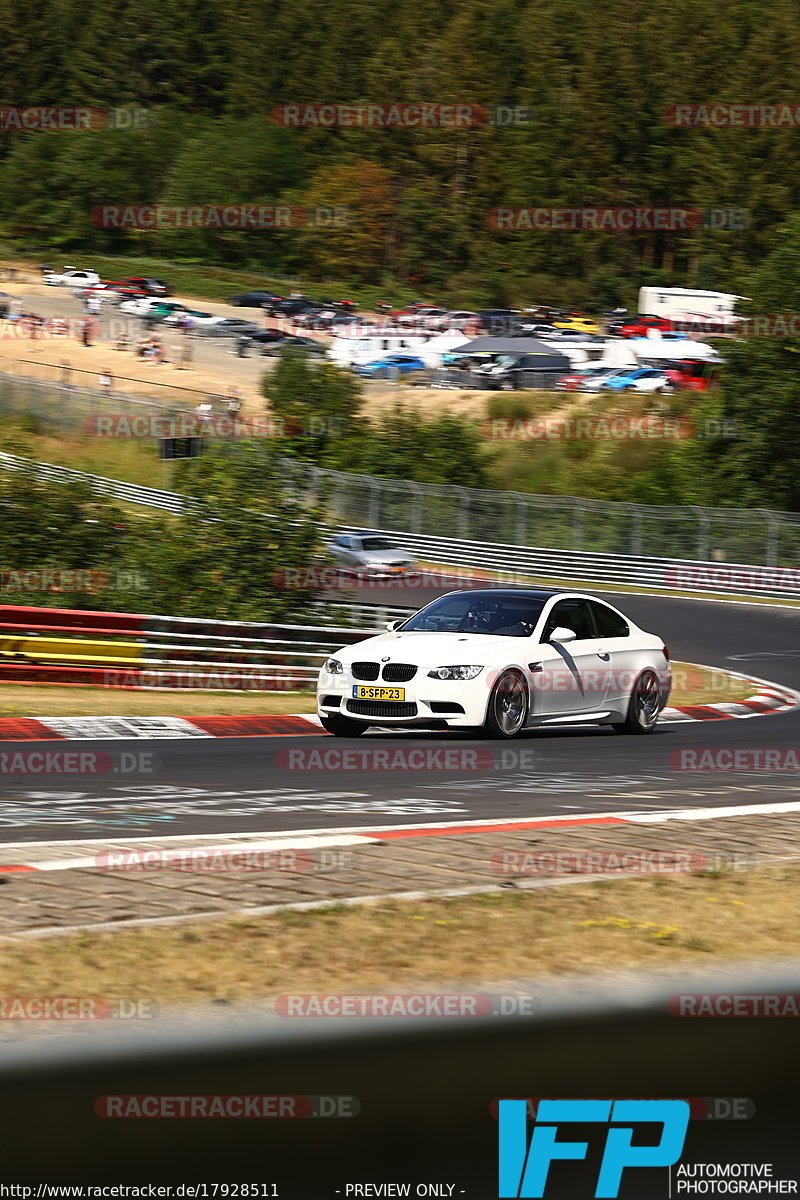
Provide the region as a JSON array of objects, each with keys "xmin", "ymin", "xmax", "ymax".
[{"xmin": 0, "ymin": 605, "xmax": 146, "ymax": 634}]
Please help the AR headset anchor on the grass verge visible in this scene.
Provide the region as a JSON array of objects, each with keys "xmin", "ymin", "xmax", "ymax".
[
  {"xmin": 2, "ymin": 864, "xmax": 798, "ymax": 1002},
  {"xmin": 0, "ymin": 662, "xmax": 751, "ymax": 717},
  {"xmin": 0, "ymin": 687, "xmax": 315, "ymax": 718}
]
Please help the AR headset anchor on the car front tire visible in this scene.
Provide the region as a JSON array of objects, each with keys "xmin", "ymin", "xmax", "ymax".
[
  {"xmin": 483, "ymin": 669, "xmax": 529, "ymax": 738},
  {"xmin": 320, "ymin": 714, "xmax": 369, "ymax": 737},
  {"xmin": 612, "ymin": 669, "xmax": 661, "ymax": 734}
]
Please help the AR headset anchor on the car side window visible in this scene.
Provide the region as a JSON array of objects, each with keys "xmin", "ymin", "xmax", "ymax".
[
  {"xmin": 542, "ymin": 599, "xmax": 596, "ymax": 641},
  {"xmin": 590, "ymin": 601, "xmax": 629, "ymax": 638}
]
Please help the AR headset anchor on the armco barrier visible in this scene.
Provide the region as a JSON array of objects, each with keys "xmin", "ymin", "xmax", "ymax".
[
  {"xmin": 0, "ymin": 606, "xmax": 379, "ymax": 690},
  {"xmin": 2, "ymin": 452, "xmax": 800, "ymax": 600}
]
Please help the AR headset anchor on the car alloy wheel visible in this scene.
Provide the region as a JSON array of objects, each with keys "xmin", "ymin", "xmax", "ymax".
[
  {"xmin": 485, "ymin": 669, "xmax": 528, "ymax": 738},
  {"xmin": 612, "ymin": 669, "xmax": 660, "ymax": 734}
]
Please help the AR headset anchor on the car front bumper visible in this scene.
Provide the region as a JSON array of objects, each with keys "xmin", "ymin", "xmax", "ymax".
[{"xmin": 317, "ymin": 669, "xmax": 490, "ymax": 728}]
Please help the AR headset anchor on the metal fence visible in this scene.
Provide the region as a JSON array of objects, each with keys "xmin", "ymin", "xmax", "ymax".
[
  {"xmin": 1, "ymin": 369, "xmax": 799, "ymax": 569},
  {"xmin": 306, "ymin": 467, "xmax": 800, "ymax": 567},
  {"xmin": 2, "ymin": 451, "xmax": 798, "ymax": 600}
]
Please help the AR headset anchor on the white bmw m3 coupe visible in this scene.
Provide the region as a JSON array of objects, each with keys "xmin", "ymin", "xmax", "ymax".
[{"xmin": 317, "ymin": 589, "xmax": 671, "ymax": 738}]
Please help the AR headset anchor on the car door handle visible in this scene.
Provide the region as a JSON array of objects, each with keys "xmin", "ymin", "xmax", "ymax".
[
  {"xmin": 528, "ymin": 662, "xmax": 543, "ymax": 672},
  {"xmin": 596, "ymin": 650, "xmax": 610, "ymax": 660}
]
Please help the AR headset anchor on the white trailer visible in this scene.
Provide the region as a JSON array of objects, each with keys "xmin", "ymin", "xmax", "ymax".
[
  {"xmin": 638, "ymin": 287, "xmax": 745, "ymax": 319},
  {"xmin": 327, "ymin": 329, "xmax": 433, "ymax": 368}
]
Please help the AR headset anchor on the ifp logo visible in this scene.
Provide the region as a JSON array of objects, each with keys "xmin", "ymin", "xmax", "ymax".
[{"xmin": 498, "ymin": 1099, "xmax": 690, "ymax": 1197}]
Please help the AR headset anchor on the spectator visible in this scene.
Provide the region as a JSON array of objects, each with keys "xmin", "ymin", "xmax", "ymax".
[
  {"xmin": 98, "ymin": 371, "xmax": 112, "ymax": 392},
  {"xmin": 226, "ymin": 388, "xmax": 242, "ymax": 416},
  {"xmin": 236, "ymin": 335, "xmax": 250, "ymax": 358},
  {"xmin": 80, "ymin": 318, "xmax": 92, "ymax": 347},
  {"xmin": 180, "ymin": 341, "xmax": 193, "ymax": 369}
]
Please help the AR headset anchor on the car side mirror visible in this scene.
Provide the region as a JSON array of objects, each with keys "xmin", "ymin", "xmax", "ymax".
[
  {"xmin": 549, "ymin": 626, "xmax": 577, "ymax": 643},
  {"xmin": 385, "ymin": 619, "xmax": 404, "ymax": 632}
]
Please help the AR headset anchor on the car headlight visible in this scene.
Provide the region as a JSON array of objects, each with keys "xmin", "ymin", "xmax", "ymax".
[
  {"xmin": 427, "ymin": 665, "xmax": 484, "ymax": 681},
  {"xmin": 325, "ymin": 658, "xmax": 344, "ymax": 674}
]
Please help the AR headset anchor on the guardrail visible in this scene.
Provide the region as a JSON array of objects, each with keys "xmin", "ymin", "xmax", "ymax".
[
  {"xmin": 0, "ymin": 605, "xmax": 381, "ymax": 690},
  {"xmin": 2, "ymin": 451, "xmax": 799, "ymax": 601},
  {"xmin": 0, "ymin": 451, "xmax": 190, "ymax": 514}
]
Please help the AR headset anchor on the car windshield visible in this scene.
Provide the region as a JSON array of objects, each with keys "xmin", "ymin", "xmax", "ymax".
[
  {"xmin": 360, "ymin": 538, "xmax": 397, "ymax": 551},
  {"xmin": 401, "ymin": 593, "xmax": 547, "ymax": 635}
]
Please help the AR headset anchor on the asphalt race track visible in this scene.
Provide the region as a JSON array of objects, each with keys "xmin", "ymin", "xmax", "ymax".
[{"xmin": 1, "ymin": 592, "xmax": 798, "ymax": 844}]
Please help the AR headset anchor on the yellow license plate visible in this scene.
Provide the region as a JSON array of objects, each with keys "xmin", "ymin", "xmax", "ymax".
[{"xmin": 352, "ymin": 685, "xmax": 405, "ymax": 701}]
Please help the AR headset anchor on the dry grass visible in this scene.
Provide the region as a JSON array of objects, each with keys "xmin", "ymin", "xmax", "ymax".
[
  {"xmin": 2, "ymin": 865, "xmax": 798, "ymax": 1004},
  {"xmin": 0, "ymin": 686, "xmax": 315, "ymax": 718}
]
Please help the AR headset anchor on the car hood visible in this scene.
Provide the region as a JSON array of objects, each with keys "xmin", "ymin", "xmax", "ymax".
[
  {"xmin": 332, "ymin": 630, "xmax": 532, "ymax": 667},
  {"xmin": 355, "ymin": 549, "xmax": 413, "ymax": 565}
]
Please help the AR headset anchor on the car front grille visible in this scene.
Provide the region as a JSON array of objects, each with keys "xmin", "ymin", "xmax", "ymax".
[
  {"xmin": 381, "ymin": 663, "xmax": 417, "ymax": 682},
  {"xmin": 351, "ymin": 662, "xmax": 380, "ymax": 681},
  {"xmin": 346, "ymin": 700, "xmax": 418, "ymax": 719}
]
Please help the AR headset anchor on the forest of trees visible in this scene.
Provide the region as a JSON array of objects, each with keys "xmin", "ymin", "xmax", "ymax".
[{"xmin": 2, "ymin": 0, "xmax": 800, "ymax": 305}]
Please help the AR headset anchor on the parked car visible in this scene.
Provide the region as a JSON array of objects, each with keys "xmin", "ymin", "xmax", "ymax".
[
  {"xmin": 293, "ymin": 308, "xmax": 341, "ymax": 329},
  {"xmin": 316, "ymin": 588, "xmax": 671, "ymax": 738},
  {"xmin": 194, "ymin": 317, "xmax": 262, "ymax": 339},
  {"xmin": 353, "ymin": 353, "xmax": 428, "ymax": 378},
  {"xmin": 477, "ymin": 308, "xmax": 522, "ymax": 333},
  {"xmin": 578, "ymin": 369, "xmax": 639, "ymax": 393},
  {"xmin": 119, "ymin": 276, "xmax": 169, "ymax": 296},
  {"xmin": 601, "ymin": 367, "xmax": 676, "ymax": 393},
  {"xmin": 264, "ymin": 296, "xmax": 316, "ymax": 317},
  {"xmin": 555, "ymin": 365, "xmax": 627, "ymax": 391},
  {"xmin": 258, "ymin": 335, "xmax": 326, "ymax": 356},
  {"xmin": 246, "ymin": 329, "xmax": 287, "ymax": 346},
  {"xmin": 81, "ymin": 281, "xmax": 151, "ymax": 303},
  {"xmin": 619, "ymin": 315, "xmax": 674, "ymax": 338},
  {"xmin": 44, "ymin": 267, "xmax": 101, "ymax": 287},
  {"xmin": 228, "ymin": 291, "xmax": 283, "ymax": 307},
  {"xmin": 552, "ymin": 316, "xmax": 602, "ymax": 335},
  {"xmin": 119, "ymin": 298, "xmax": 187, "ymax": 319},
  {"xmin": 325, "ymin": 534, "xmax": 417, "ymax": 577},
  {"xmin": 162, "ymin": 309, "xmax": 224, "ymax": 329}
]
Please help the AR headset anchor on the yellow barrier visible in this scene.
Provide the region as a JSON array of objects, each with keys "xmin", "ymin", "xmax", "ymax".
[{"xmin": 0, "ymin": 636, "xmax": 144, "ymax": 666}]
